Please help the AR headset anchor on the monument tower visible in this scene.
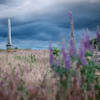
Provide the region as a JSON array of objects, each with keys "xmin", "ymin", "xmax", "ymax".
[
  {"xmin": 68, "ymin": 11, "xmax": 74, "ymax": 38},
  {"xmin": 6, "ymin": 18, "xmax": 12, "ymax": 49}
]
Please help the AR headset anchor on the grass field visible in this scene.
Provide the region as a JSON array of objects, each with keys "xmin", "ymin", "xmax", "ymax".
[
  {"xmin": 0, "ymin": 48, "xmax": 100, "ymax": 100},
  {"xmin": 0, "ymin": 50, "xmax": 50, "ymax": 84},
  {"xmin": 0, "ymin": 50, "xmax": 59, "ymax": 100}
]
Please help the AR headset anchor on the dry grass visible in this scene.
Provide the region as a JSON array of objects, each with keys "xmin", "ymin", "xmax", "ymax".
[
  {"xmin": 0, "ymin": 50, "xmax": 100, "ymax": 100},
  {"xmin": 0, "ymin": 50, "xmax": 61, "ymax": 100},
  {"xmin": 0, "ymin": 50, "xmax": 52, "ymax": 85}
]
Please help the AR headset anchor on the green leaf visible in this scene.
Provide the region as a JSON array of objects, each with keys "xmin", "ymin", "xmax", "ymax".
[
  {"xmin": 85, "ymin": 51, "xmax": 93, "ymax": 57},
  {"xmin": 52, "ymin": 47, "xmax": 60, "ymax": 56},
  {"xmin": 94, "ymin": 84, "xmax": 100, "ymax": 90}
]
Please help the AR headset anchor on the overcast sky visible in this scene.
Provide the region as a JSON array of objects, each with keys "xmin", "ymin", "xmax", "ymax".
[{"xmin": 0, "ymin": 0, "xmax": 100, "ymax": 49}]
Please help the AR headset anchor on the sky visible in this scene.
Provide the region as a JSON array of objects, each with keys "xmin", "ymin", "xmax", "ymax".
[{"xmin": 0, "ymin": 0, "xmax": 100, "ymax": 49}]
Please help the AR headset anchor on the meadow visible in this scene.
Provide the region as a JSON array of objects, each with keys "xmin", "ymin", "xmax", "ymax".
[
  {"xmin": 0, "ymin": 50, "xmax": 59, "ymax": 100},
  {"xmin": 0, "ymin": 12, "xmax": 100, "ymax": 100},
  {"xmin": 0, "ymin": 33, "xmax": 100, "ymax": 100}
]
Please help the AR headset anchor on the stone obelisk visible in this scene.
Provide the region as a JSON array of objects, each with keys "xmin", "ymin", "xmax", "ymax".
[
  {"xmin": 6, "ymin": 18, "xmax": 12, "ymax": 49},
  {"xmin": 70, "ymin": 17, "xmax": 74, "ymax": 38},
  {"xmin": 68, "ymin": 11, "xmax": 74, "ymax": 38}
]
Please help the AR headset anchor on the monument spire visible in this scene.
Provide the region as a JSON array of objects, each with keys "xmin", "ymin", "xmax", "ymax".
[
  {"xmin": 6, "ymin": 18, "xmax": 12, "ymax": 49},
  {"xmin": 70, "ymin": 17, "xmax": 74, "ymax": 38},
  {"xmin": 68, "ymin": 11, "xmax": 74, "ymax": 38}
]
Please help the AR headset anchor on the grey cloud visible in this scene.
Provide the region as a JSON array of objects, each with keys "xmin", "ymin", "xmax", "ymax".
[
  {"xmin": 0, "ymin": 0, "xmax": 100, "ymax": 49},
  {"xmin": 0, "ymin": 0, "xmax": 100, "ymax": 19},
  {"xmin": 0, "ymin": 0, "xmax": 7, "ymax": 4}
]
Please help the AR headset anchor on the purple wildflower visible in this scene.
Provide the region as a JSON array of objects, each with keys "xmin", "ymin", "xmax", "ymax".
[
  {"xmin": 49, "ymin": 42, "xmax": 54, "ymax": 65},
  {"xmin": 68, "ymin": 11, "xmax": 73, "ymax": 21},
  {"xmin": 54, "ymin": 59, "xmax": 60, "ymax": 67},
  {"xmin": 82, "ymin": 29, "xmax": 92, "ymax": 51},
  {"xmin": 65, "ymin": 55, "xmax": 71, "ymax": 69},
  {"xmin": 79, "ymin": 42, "xmax": 88, "ymax": 65},
  {"xmin": 81, "ymin": 33, "xmax": 86, "ymax": 51},
  {"xmin": 69, "ymin": 36, "xmax": 76, "ymax": 57},
  {"xmin": 61, "ymin": 44, "xmax": 67, "ymax": 61},
  {"xmin": 94, "ymin": 46, "xmax": 98, "ymax": 62},
  {"xmin": 84, "ymin": 29, "xmax": 91, "ymax": 50},
  {"xmin": 61, "ymin": 45, "xmax": 71, "ymax": 69},
  {"xmin": 97, "ymin": 26, "xmax": 100, "ymax": 42}
]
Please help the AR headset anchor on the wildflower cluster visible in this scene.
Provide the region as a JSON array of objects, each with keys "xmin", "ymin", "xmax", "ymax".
[{"xmin": 49, "ymin": 13, "xmax": 100, "ymax": 100}]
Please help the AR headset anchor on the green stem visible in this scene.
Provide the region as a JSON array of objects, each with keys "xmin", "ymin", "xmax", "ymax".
[
  {"xmin": 93, "ymin": 91, "xmax": 96, "ymax": 100},
  {"xmin": 85, "ymin": 90, "xmax": 88, "ymax": 100}
]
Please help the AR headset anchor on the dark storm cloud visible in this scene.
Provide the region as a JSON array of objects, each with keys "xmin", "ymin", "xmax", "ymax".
[
  {"xmin": 46, "ymin": 2, "xmax": 100, "ymax": 30},
  {"xmin": 11, "ymin": 21, "xmax": 67, "ymax": 41},
  {"xmin": 0, "ymin": 0, "xmax": 7, "ymax": 4},
  {"xmin": 0, "ymin": 0, "xmax": 100, "ymax": 49}
]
